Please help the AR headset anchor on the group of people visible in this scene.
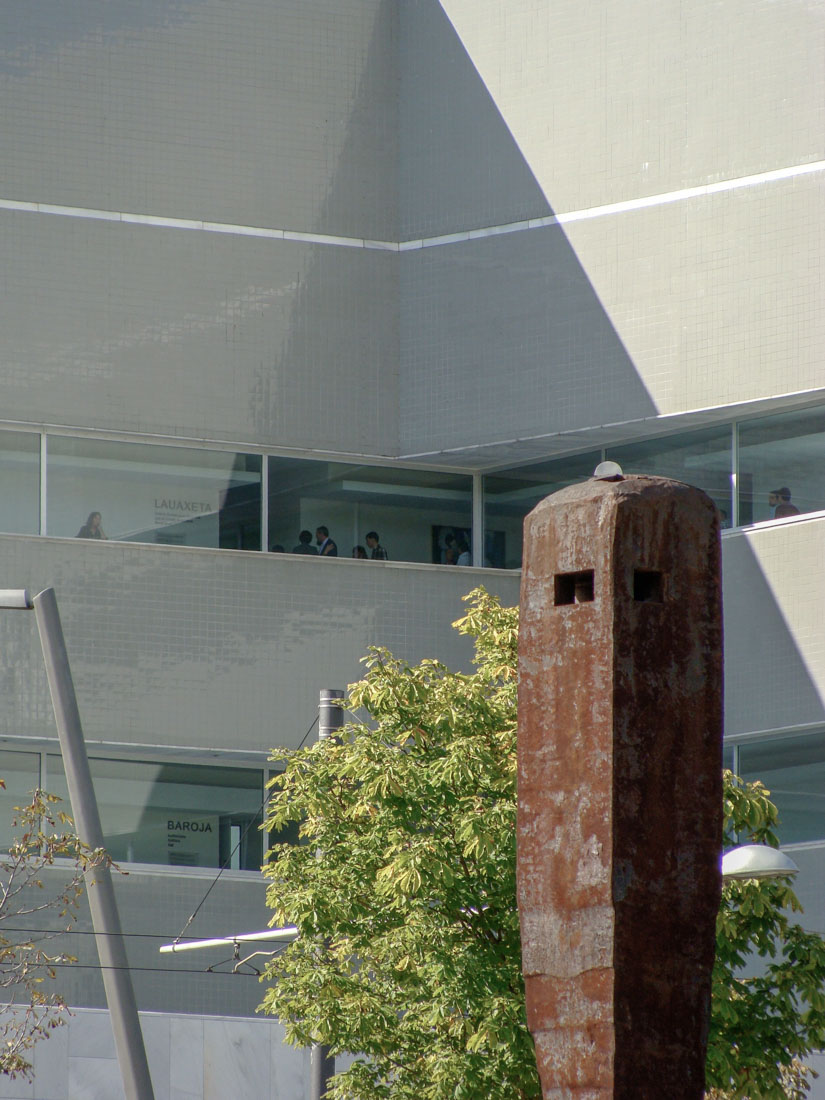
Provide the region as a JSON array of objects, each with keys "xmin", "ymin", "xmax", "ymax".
[
  {"xmin": 440, "ymin": 532, "xmax": 472, "ymax": 567},
  {"xmin": 275, "ymin": 527, "xmax": 389, "ymax": 560}
]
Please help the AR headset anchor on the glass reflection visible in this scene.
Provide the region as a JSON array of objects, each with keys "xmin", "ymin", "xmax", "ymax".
[
  {"xmin": 47, "ymin": 756, "xmax": 264, "ymax": 870},
  {"xmin": 607, "ymin": 426, "xmax": 733, "ymax": 529},
  {"xmin": 0, "ymin": 750, "xmax": 40, "ymax": 851},
  {"xmin": 738, "ymin": 407, "xmax": 825, "ymax": 525},
  {"xmin": 47, "ymin": 437, "xmax": 261, "ymax": 549},
  {"xmin": 267, "ymin": 458, "xmax": 473, "ymax": 566},
  {"xmin": 0, "ymin": 432, "xmax": 40, "ymax": 536},
  {"xmin": 483, "ymin": 452, "xmax": 601, "ymax": 569},
  {"xmin": 739, "ymin": 734, "xmax": 825, "ymax": 845}
]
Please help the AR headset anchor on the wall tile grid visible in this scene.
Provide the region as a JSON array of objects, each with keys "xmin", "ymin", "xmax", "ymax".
[
  {"xmin": 1, "ymin": 0, "xmax": 822, "ymax": 462},
  {"xmin": 1, "ymin": 212, "xmax": 399, "ymax": 454},
  {"xmin": 722, "ymin": 516, "xmax": 825, "ymax": 737},
  {"xmin": 0, "ymin": 535, "xmax": 519, "ymax": 753},
  {"xmin": 398, "ymin": 174, "xmax": 825, "ymax": 460},
  {"xmin": 394, "ymin": 0, "xmax": 825, "ymax": 459},
  {"xmin": 438, "ymin": 0, "xmax": 824, "ymax": 214},
  {"xmin": 398, "ymin": 0, "xmax": 552, "ymax": 240},
  {"xmin": 0, "ymin": 0, "xmax": 397, "ymax": 240},
  {"xmin": 399, "ymin": 227, "xmax": 658, "ymax": 458},
  {"xmin": 2, "ymin": 522, "xmax": 825, "ymax": 763},
  {"xmin": 15, "ymin": 863, "xmax": 271, "ymax": 1017}
]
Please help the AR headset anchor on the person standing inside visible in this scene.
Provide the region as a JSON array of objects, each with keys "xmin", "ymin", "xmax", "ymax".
[
  {"xmin": 365, "ymin": 531, "xmax": 388, "ymax": 560},
  {"xmin": 292, "ymin": 530, "xmax": 318, "ymax": 555},
  {"xmin": 769, "ymin": 487, "xmax": 800, "ymax": 519},
  {"xmin": 315, "ymin": 526, "xmax": 338, "ymax": 556},
  {"xmin": 76, "ymin": 511, "xmax": 107, "ymax": 539},
  {"xmin": 455, "ymin": 537, "xmax": 472, "ymax": 566}
]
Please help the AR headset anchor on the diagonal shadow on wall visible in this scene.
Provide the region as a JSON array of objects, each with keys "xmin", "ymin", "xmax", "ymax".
[
  {"xmin": 396, "ymin": 0, "xmax": 659, "ymax": 463},
  {"xmin": 264, "ymin": 0, "xmax": 660, "ymax": 464},
  {"xmin": 722, "ymin": 531, "xmax": 825, "ymax": 736}
]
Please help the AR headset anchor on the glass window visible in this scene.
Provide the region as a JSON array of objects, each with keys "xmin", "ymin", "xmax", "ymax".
[
  {"xmin": 483, "ymin": 452, "xmax": 601, "ymax": 569},
  {"xmin": 268, "ymin": 457, "xmax": 473, "ymax": 565},
  {"xmin": 47, "ymin": 437, "xmax": 261, "ymax": 550},
  {"xmin": 738, "ymin": 406, "xmax": 825, "ymax": 525},
  {"xmin": 0, "ymin": 432, "xmax": 39, "ymax": 535},
  {"xmin": 0, "ymin": 750, "xmax": 41, "ymax": 850},
  {"xmin": 607, "ymin": 426, "xmax": 733, "ymax": 529},
  {"xmin": 47, "ymin": 757, "xmax": 264, "ymax": 870},
  {"xmin": 739, "ymin": 734, "xmax": 825, "ymax": 845}
]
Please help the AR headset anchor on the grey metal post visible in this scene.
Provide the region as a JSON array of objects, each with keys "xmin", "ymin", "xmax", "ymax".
[
  {"xmin": 33, "ymin": 587, "xmax": 155, "ymax": 1100},
  {"xmin": 309, "ymin": 689, "xmax": 344, "ymax": 1100},
  {"xmin": 318, "ymin": 688, "xmax": 344, "ymax": 742}
]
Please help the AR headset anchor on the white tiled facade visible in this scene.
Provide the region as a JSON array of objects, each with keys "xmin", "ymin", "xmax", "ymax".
[{"xmin": 0, "ymin": 1, "xmax": 823, "ymax": 1096}]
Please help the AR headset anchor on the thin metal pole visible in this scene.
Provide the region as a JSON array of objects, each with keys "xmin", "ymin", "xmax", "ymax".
[
  {"xmin": 310, "ymin": 689, "xmax": 344, "ymax": 1100},
  {"xmin": 33, "ymin": 587, "xmax": 155, "ymax": 1100}
]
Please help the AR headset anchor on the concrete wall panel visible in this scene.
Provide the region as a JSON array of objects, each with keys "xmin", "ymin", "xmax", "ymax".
[
  {"xmin": 0, "ymin": 535, "xmax": 519, "ymax": 753},
  {"xmin": 399, "ymin": 0, "xmax": 552, "ymax": 239},
  {"xmin": 0, "ymin": 212, "xmax": 398, "ymax": 454},
  {"xmin": 0, "ymin": 0, "xmax": 397, "ymax": 242},
  {"xmin": 0, "ymin": 1005, "xmax": 307, "ymax": 1100},
  {"xmin": 722, "ymin": 517, "xmax": 825, "ymax": 737},
  {"xmin": 562, "ymin": 175, "xmax": 825, "ymax": 420},
  {"xmin": 399, "ymin": 173, "xmax": 825, "ymax": 459},
  {"xmin": 399, "ymin": 227, "xmax": 658, "ymax": 459},
  {"xmin": 439, "ymin": 0, "xmax": 824, "ymax": 216}
]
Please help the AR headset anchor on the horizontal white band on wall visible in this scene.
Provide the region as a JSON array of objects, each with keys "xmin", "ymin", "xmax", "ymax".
[{"xmin": 1, "ymin": 159, "xmax": 823, "ymax": 251}]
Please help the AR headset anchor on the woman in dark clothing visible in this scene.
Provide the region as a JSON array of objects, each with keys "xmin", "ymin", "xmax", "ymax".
[{"xmin": 76, "ymin": 511, "xmax": 107, "ymax": 539}]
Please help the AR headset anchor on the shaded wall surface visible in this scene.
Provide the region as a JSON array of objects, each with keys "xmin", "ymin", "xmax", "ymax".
[
  {"xmin": 2, "ymin": 522, "xmax": 825, "ymax": 757},
  {"xmin": 1, "ymin": 211, "xmax": 398, "ymax": 454},
  {"xmin": 0, "ymin": 535, "xmax": 519, "ymax": 752},
  {"xmin": 0, "ymin": 0, "xmax": 398, "ymax": 240}
]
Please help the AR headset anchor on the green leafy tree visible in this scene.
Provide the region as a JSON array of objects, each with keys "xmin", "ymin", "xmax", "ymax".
[
  {"xmin": 707, "ymin": 774, "xmax": 825, "ymax": 1099},
  {"xmin": 0, "ymin": 786, "xmax": 109, "ymax": 1079},
  {"xmin": 262, "ymin": 588, "xmax": 825, "ymax": 1100}
]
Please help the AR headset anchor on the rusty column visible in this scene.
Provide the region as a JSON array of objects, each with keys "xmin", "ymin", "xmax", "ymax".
[{"xmin": 517, "ymin": 471, "xmax": 723, "ymax": 1099}]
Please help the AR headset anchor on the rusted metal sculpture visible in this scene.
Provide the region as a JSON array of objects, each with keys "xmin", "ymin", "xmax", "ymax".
[{"xmin": 517, "ymin": 472, "xmax": 723, "ymax": 1098}]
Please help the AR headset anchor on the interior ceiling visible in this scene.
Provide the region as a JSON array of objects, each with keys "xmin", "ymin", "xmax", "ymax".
[{"xmin": 399, "ymin": 390, "xmax": 825, "ymax": 471}]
